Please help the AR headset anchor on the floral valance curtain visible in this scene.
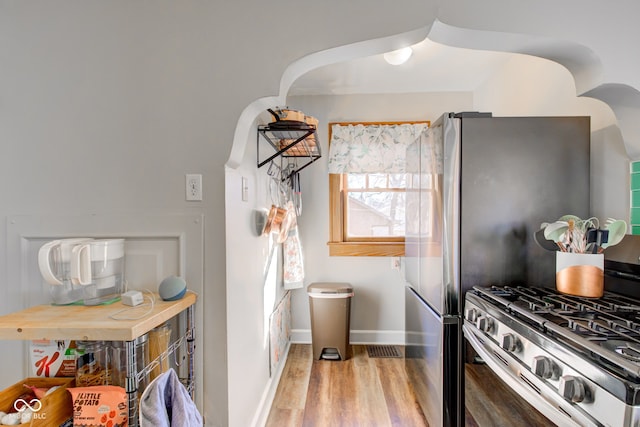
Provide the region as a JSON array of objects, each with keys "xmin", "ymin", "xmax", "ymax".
[
  {"xmin": 328, "ymin": 123, "xmax": 429, "ymax": 174},
  {"xmin": 407, "ymin": 121, "xmax": 444, "ymax": 175}
]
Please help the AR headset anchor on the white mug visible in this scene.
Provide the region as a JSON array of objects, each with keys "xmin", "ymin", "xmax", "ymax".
[{"xmin": 38, "ymin": 238, "xmax": 93, "ymax": 286}]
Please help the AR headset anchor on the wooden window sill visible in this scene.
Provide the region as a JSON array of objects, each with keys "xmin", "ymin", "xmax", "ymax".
[{"xmin": 327, "ymin": 242, "xmax": 404, "ymax": 257}]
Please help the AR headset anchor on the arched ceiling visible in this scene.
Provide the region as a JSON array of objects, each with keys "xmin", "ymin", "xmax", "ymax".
[
  {"xmin": 285, "ymin": 20, "xmax": 640, "ymax": 160},
  {"xmin": 229, "ymin": 19, "xmax": 640, "ymax": 167},
  {"xmin": 288, "ymin": 38, "xmax": 512, "ymax": 96},
  {"xmin": 287, "ymin": 19, "xmax": 603, "ymax": 98}
]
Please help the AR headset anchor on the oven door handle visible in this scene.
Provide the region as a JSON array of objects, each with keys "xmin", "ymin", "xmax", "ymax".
[{"xmin": 463, "ymin": 324, "xmax": 598, "ymax": 427}]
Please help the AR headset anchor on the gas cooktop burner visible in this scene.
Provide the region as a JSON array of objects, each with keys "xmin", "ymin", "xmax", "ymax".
[
  {"xmin": 465, "ymin": 285, "xmax": 640, "ymax": 426},
  {"xmin": 471, "ymin": 285, "xmax": 640, "ymax": 378},
  {"xmin": 603, "ymin": 340, "xmax": 640, "ymax": 362}
]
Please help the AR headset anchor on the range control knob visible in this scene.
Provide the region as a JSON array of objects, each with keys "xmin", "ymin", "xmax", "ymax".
[
  {"xmin": 501, "ymin": 333, "xmax": 520, "ymax": 352},
  {"xmin": 559, "ymin": 375, "xmax": 586, "ymax": 403},
  {"xmin": 465, "ymin": 308, "xmax": 478, "ymax": 322},
  {"xmin": 532, "ymin": 356, "xmax": 556, "ymax": 379},
  {"xmin": 476, "ymin": 315, "xmax": 494, "ymax": 333}
]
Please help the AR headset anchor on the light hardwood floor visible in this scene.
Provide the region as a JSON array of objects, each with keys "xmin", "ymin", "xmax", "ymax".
[
  {"xmin": 266, "ymin": 344, "xmax": 427, "ymax": 426},
  {"xmin": 266, "ymin": 344, "xmax": 550, "ymax": 427}
]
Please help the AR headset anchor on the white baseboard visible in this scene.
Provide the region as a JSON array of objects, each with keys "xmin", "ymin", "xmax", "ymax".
[
  {"xmin": 250, "ymin": 342, "xmax": 291, "ymax": 427},
  {"xmin": 291, "ymin": 329, "xmax": 405, "ymax": 345}
]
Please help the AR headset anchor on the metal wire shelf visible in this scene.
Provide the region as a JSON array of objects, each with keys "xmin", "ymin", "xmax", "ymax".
[{"xmin": 257, "ymin": 123, "xmax": 321, "ymax": 179}]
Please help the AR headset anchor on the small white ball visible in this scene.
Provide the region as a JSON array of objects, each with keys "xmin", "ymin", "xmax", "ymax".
[
  {"xmin": 1, "ymin": 412, "xmax": 21, "ymax": 425},
  {"xmin": 20, "ymin": 408, "xmax": 34, "ymax": 423}
]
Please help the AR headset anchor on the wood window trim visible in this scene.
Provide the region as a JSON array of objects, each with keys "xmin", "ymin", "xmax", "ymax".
[
  {"xmin": 328, "ymin": 173, "xmax": 405, "ymax": 256},
  {"xmin": 327, "ymin": 121, "xmax": 429, "ymax": 257}
]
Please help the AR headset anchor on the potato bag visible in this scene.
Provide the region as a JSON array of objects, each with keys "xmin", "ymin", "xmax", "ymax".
[{"xmin": 67, "ymin": 386, "xmax": 128, "ymax": 427}]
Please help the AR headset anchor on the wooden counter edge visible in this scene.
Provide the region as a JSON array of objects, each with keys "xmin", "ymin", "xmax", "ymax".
[{"xmin": 0, "ymin": 291, "xmax": 197, "ymax": 341}]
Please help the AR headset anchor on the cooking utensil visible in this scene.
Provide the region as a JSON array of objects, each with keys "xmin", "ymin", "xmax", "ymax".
[
  {"xmin": 277, "ymin": 207, "xmax": 295, "ymax": 244},
  {"xmin": 542, "ymin": 214, "xmax": 582, "ymax": 243},
  {"xmin": 602, "ymin": 219, "xmax": 626, "ymax": 249},
  {"xmin": 291, "ymin": 171, "xmax": 302, "ymax": 216},
  {"xmin": 254, "ymin": 209, "xmax": 270, "ymax": 236},
  {"xmin": 263, "ymin": 205, "xmax": 279, "ymax": 235},
  {"xmin": 543, "ymin": 221, "xmax": 568, "ymax": 243},
  {"xmin": 533, "ymin": 228, "xmax": 559, "ymax": 251},
  {"xmin": 586, "ymin": 228, "xmax": 609, "ymax": 253},
  {"xmin": 267, "ymin": 107, "xmax": 306, "ymax": 124},
  {"xmin": 263, "ymin": 204, "xmax": 294, "ymax": 243}
]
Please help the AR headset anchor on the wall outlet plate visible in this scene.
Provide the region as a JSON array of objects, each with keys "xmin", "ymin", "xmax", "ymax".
[{"xmin": 186, "ymin": 174, "xmax": 202, "ymax": 201}]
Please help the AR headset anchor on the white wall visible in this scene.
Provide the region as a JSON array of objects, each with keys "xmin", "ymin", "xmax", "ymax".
[
  {"xmin": 473, "ymin": 54, "xmax": 629, "ymax": 222},
  {"xmin": 225, "ymin": 111, "xmax": 291, "ymax": 427},
  {"xmin": 591, "ymin": 125, "xmax": 630, "ymax": 223},
  {"xmin": 473, "ymin": 55, "xmax": 617, "ymax": 128}
]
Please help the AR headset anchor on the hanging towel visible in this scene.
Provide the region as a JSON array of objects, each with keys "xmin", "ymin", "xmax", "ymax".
[
  {"xmin": 139, "ymin": 368, "xmax": 203, "ymax": 427},
  {"xmin": 283, "ymin": 209, "xmax": 304, "ymax": 289}
]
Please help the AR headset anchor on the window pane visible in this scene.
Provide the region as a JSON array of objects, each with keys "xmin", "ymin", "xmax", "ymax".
[
  {"xmin": 347, "ymin": 174, "xmax": 366, "ymax": 189},
  {"xmin": 407, "ymin": 173, "xmax": 420, "ymax": 190},
  {"xmin": 420, "ymin": 174, "xmax": 433, "ymax": 189},
  {"xmin": 347, "ymin": 191, "xmax": 406, "ymax": 237},
  {"xmin": 368, "ymin": 174, "xmax": 388, "ymax": 189},
  {"xmin": 389, "ymin": 173, "xmax": 406, "ymax": 188}
]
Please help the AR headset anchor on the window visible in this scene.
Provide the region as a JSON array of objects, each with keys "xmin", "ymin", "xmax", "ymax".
[
  {"xmin": 346, "ymin": 173, "xmax": 406, "ymax": 238},
  {"xmin": 327, "ymin": 121, "xmax": 429, "ymax": 257},
  {"xmin": 329, "ymin": 173, "xmax": 406, "ymax": 256}
]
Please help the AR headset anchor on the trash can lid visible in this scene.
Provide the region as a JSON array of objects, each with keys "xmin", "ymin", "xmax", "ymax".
[{"xmin": 307, "ymin": 282, "xmax": 353, "ymax": 295}]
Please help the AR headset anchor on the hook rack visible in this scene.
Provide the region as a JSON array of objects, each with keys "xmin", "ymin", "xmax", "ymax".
[{"xmin": 135, "ymin": 334, "xmax": 188, "ymax": 384}]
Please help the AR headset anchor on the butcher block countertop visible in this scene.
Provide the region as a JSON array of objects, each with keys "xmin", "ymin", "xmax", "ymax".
[{"xmin": 0, "ymin": 291, "xmax": 197, "ymax": 341}]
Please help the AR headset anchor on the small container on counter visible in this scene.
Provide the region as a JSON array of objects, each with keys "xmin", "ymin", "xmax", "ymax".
[
  {"xmin": 75, "ymin": 340, "xmax": 113, "ymax": 386},
  {"xmin": 148, "ymin": 323, "xmax": 172, "ymax": 381},
  {"xmin": 111, "ymin": 334, "xmax": 149, "ymax": 394}
]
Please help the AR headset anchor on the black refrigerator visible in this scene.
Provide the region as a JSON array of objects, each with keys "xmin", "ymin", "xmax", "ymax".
[{"xmin": 404, "ymin": 112, "xmax": 590, "ymax": 426}]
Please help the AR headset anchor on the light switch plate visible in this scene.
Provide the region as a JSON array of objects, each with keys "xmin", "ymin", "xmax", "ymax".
[{"xmin": 242, "ymin": 177, "xmax": 248, "ymax": 201}]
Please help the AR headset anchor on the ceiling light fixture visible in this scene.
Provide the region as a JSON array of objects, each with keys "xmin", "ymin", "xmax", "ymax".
[{"xmin": 383, "ymin": 47, "xmax": 413, "ymax": 65}]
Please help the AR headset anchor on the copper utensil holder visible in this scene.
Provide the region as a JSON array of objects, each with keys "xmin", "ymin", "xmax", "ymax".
[{"xmin": 556, "ymin": 252, "xmax": 604, "ymax": 298}]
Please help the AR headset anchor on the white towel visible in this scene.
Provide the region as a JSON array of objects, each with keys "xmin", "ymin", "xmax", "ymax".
[
  {"xmin": 283, "ymin": 225, "xmax": 304, "ymax": 289},
  {"xmin": 139, "ymin": 368, "xmax": 203, "ymax": 427}
]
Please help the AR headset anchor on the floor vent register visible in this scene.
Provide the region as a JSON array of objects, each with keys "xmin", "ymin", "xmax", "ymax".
[{"xmin": 366, "ymin": 345, "xmax": 402, "ymax": 358}]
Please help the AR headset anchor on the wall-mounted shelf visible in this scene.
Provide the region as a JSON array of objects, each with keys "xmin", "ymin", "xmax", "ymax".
[{"xmin": 257, "ymin": 122, "xmax": 321, "ymax": 178}]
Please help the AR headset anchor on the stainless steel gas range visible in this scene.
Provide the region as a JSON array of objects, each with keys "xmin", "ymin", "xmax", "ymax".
[{"xmin": 464, "ymin": 284, "xmax": 640, "ymax": 426}]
